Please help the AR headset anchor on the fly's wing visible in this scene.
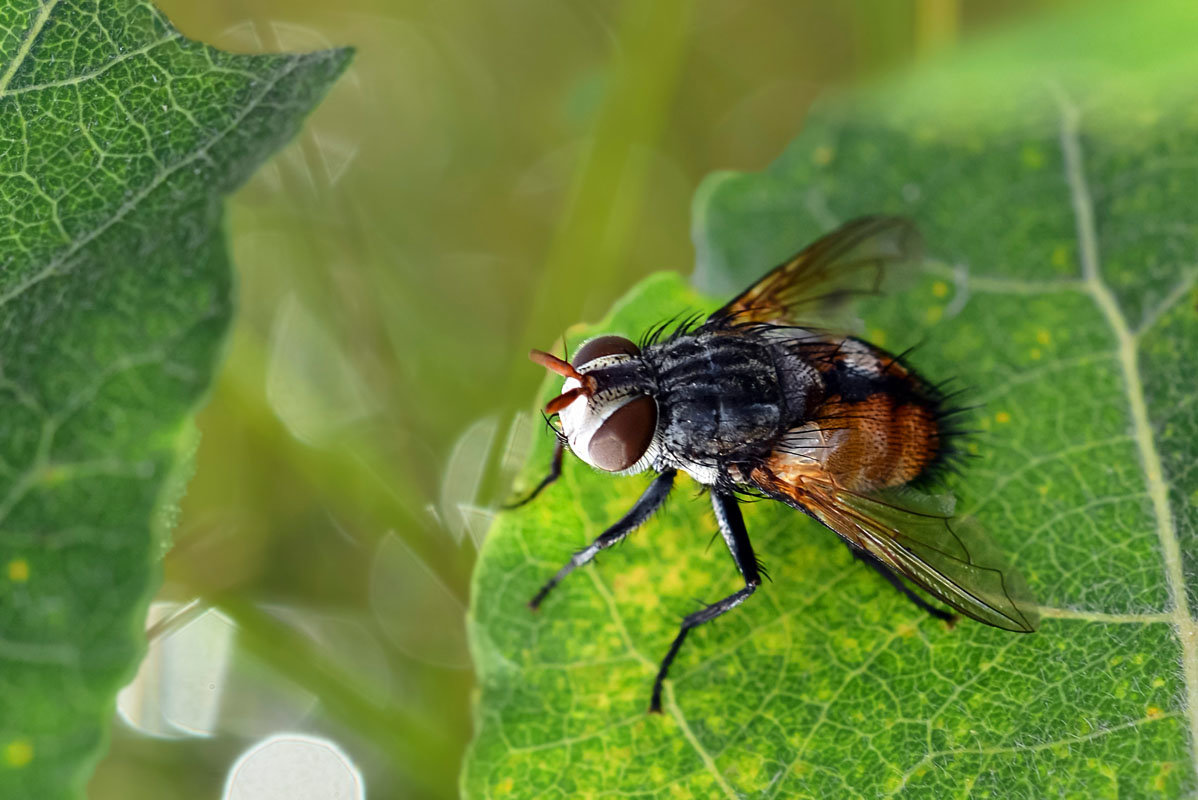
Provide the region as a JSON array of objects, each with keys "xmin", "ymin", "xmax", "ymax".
[
  {"xmin": 708, "ymin": 216, "xmax": 924, "ymax": 329},
  {"xmin": 751, "ymin": 467, "xmax": 1038, "ymax": 632}
]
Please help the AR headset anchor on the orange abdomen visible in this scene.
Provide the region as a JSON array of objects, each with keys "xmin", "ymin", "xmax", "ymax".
[{"xmin": 817, "ymin": 394, "xmax": 941, "ymax": 492}]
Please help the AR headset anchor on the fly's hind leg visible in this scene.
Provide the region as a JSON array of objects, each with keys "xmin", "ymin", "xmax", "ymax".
[
  {"xmin": 848, "ymin": 545, "xmax": 957, "ymax": 625},
  {"xmin": 650, "ymin": 490, "xmax": 761, "ymax": 713}
]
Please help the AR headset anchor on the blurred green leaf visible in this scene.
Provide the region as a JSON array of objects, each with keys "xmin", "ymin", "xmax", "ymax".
[
  {"xmin": 466, "ymin": 1, "xmax": 1198, "ymax": 796},
  {"xmin": 0, "ymin": 1, "xmax": 348, "ymax": 797}
]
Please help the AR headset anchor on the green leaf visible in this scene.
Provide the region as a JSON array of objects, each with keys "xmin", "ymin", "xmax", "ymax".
[
  {"xmin": 466, "ymin": 3, "xmax": 1198, "ymax": 797},
  {"xmin": 0, "ymin": 2, "xmax": 348, "ymax": 796}
]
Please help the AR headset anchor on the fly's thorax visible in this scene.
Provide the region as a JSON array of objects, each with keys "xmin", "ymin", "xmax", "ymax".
[
  {"xmin": 645, "ymin": 331, "xmax": 790, "ymax": 468},
  {"xmin": 558, "ymin": 352, "xmax": 660, "ymax": 475}
]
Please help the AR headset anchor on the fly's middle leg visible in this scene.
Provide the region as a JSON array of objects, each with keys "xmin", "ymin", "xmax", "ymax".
[{"xmin": 650, "ymin": 490, "xmax": 761, "ymax": 712}]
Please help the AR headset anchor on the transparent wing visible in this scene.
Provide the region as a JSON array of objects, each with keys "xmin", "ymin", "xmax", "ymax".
[
  {"xmin": 753, "ymin": 469, "xmax": 1038, "ymax": 632},
  {"xmin": 708, "ymin": 216, "xmax": 924, "ymax": 329}
]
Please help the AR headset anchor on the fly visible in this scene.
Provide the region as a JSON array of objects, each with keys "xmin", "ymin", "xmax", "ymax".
[{"xmin": 508, "ymin": 216, "xmax": 1039, "ymax": 712}]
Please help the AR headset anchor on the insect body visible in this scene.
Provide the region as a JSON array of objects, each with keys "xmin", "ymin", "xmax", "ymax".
[{"xmin": 513, "ymin": 216, "xmax": 1038, "ymax": 712}]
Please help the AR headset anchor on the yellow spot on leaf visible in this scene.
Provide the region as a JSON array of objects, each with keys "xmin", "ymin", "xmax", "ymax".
[
  {"xmin": 733, "ymin": 754, "xmax": 766, "ymax": 789},
  {"xmin": 4, "ymin": 739, "xmax": 32, "ymax": 768},
  {"xmin": 1030, "ymin": 347, "xmax": 1041, "ymax": 360},
  {"xmin": 924, "ymin": 306, "xmax": 943, "ymax": 324},
  {"xmin": 1020, "ymin": 144, "xmax": 1044, "ymax": 169},
  {"xmin": 869, "ymin": 328, "xmax": 887, "ymax": 346},
  {"xmin": 1156, "ymin": 762, "xmax": 1176, "ymax": 791},
  {"xmin": 1051, "ymin": 245, "xmax": 1070, "ymax": 268},
  {"xmin": 612, "ymin": 565, "xmax": 650, "ymax": 594},
  {"xmin": 7, "ymin": 559, "xmax": 28, "ymax": 582},
  {"xmin": 660, "ymin": 569, "xmax": 686, "ymax": 595},
  {"xmin": 931, "ymin": 281, "xmax": 949, "ymax": 298},
  {"xmin": 995, "ymin": 411, "xmax": 1011, "ymax": 424},
  {"xmin": 1153, "ymin": 677, "xmax": 1166, "ymax": 688},
  {"xmin": 812, "ymin": 146, "xmax": 834, "ymax": 166},
  {"xmin": 38, "ymin": 465, "xmax": 68, "ymax": 486},
  {"xmin": 1036, "ymin": 329, "xmax": 1051, "ymax": 345},
  {"xmin": 1147, "ymin": 706, "xmax": 1163, "ymax": 719}
]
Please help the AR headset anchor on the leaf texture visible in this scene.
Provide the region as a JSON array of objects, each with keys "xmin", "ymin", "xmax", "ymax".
[
  {"xmin": 0, "ymin": 2, "xmax": 348, "ymax": 797},
  {"xmin": 466, "ymin": 3, "xmax": 1198, "ymax": 797}
]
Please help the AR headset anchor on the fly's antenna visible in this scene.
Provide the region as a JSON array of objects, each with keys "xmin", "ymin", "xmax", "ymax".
[
  {"xmin": 530, "ymin": 349, "xmax": 596, "ymax": 414},
  {"xmin": 529, "ymin": 349, "xmax": 583, "ymax": 380}
]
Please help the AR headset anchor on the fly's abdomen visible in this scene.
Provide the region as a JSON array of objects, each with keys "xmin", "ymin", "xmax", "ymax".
[
  {"xmin": 783, "ymin": 337, "xmax": 947, "ymax": 492},
  {"xmin": 815, "ymin": 394, "xmax": 940, "ymax": 490},
  {"xmin": 651, "ymin": 333, "xmax": 785, "ymax": 462}
]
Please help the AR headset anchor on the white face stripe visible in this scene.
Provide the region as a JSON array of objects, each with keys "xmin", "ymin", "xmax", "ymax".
[{"xmin": 556, "ymin": 355, "xmax": 659, "ymax": 474}]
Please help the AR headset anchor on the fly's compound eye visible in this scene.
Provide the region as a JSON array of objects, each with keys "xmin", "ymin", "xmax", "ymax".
[
  {"xmin": 588, "ymin": 395, "xmax": 657, "ymax": 472},
  {"xmin": 572, "ymin": 335, "xmax": 640, "ymax": 368}
]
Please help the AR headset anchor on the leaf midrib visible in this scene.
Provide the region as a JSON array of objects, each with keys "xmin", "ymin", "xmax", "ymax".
[
  {"xmin": 0, "ymin": 0, "xmax": 59, "ymax": 94},
  {"xmin": 1054, "ymin": 84, "xmax": 1198, "ymax": 780}
]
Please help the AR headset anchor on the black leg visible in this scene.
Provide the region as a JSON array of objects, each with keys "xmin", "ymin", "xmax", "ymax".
[
  {"xmin": 650, "ymin": 490, "xmax": 761, "ymax": 712},
  {"xmin": 850, "ymin": 546, "xmax": 957, "ymax": 624},
  {"xmin": 529, "ymin": 469, "xmax": 676, "ymax": 609},
  {"xmin": 504, "ymin": 440, "xmax": 564, "ymax": 510}
]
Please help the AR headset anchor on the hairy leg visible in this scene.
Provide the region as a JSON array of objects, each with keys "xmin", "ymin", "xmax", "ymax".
[
  {"xmin": 504, "ymin": 439, "xmax": 565, "ymax": 510},
  {"xmin": 529, "ymin": 469, "xmax": 676, "ymax": 609},
  {"xmin": 650, "ymin": 490, "xmax": 761, "ymax": 712}
]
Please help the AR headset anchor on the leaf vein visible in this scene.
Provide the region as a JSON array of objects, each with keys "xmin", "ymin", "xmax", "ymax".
[
  {"xmin": 1055, "ymin": 83, "xmax": 1198, "ymax": 781},
  {"xmin": 0, "ymin": 0, "xmax": 60, "ymax": 95},
  {"xmin": 0, "ymin": 55, "xmax": 303, "ymax": 307}
]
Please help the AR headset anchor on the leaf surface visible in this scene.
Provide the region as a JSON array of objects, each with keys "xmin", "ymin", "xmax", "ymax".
[
  {"xmin": 0, "ymin": 2, "xmax": 348, "ymax": 796},
  {"xmin": 466, "ymin": 3, "xmax": 1198, "ymax": 797}
]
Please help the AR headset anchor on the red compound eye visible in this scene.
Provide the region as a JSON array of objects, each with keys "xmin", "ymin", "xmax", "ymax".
[
  {"xmin": 572, "ymin": 335, "xmax": 640, "ymax": 368},
  {"xmin": 588, "ymin": 395, "xmax": 657, "ymax": 472}
]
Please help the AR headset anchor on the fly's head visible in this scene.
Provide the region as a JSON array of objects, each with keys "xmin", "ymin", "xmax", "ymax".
[{"xmin": 530, "ymin": 335, "xmax": 658, "ymax": 474}]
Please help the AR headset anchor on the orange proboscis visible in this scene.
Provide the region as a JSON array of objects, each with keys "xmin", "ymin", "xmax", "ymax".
[{"xmin": 530, "ymin": 349, "xmax": 596, "ymax": 415}]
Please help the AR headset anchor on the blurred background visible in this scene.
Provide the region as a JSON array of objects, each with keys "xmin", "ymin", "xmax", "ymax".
[{"xmin": 85, "ymin": 1, "xmax": 1081, "ymax": 798}]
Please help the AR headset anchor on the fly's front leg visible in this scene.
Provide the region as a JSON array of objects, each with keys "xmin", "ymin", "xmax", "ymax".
[
  {"xmin": 650, "ymin": 490, "xmax": 761, "ymax": 713},
  {"xmin": 529, "ymin": 469, "xmax": 676, "ymax": 609},
  {"xmin": 504, "ymin": 439, "xmax": 565, "ymax": 510}
]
